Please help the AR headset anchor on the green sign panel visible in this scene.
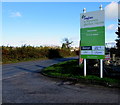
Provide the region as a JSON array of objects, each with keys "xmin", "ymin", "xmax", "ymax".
[{"xmin": 80, "ymin": 10, "xmax": 105, "ymax": 59}]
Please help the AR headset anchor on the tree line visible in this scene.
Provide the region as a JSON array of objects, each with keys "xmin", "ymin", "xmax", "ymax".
[{"xmin": 110, "ymin": 19, "xmax": 120, "ymax": 57}]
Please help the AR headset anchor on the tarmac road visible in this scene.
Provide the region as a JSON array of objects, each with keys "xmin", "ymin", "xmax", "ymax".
[{"xmin": 2, "ymin": 57, "xmax": 120, "ymax": 104}]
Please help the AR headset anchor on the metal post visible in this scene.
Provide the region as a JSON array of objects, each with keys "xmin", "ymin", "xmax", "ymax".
[
  {"xmin": 83, "ymin": 8, "xmax": 86, "ymax": 13},
  {"xmin": 84, "ymin": 59, "xmax": 86, "ymax": 76},
  {"xmin": 100, "ymin": 5, "xmax": 103, "ymax": 78},
  {"xmin": 100, "ymin": 59, "xmax": 103, "ymax": 78},
  {"xmin": 83, "ymin": 8, "xmax": 86, "ymax": 76},
  {"xmin": 99, "ymin": 4, "xmax": 103, "ymax": 10},
  {"xmin": 79, "ymin": 40, "xmax": 81, "ymax": 66}
]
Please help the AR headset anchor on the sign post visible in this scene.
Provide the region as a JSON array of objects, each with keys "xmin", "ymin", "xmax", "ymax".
[
  {"xmin": 84, "ymin": 59, "xmax": 86, "ymax": 76},
  {"xmin": 83, "ymin": 8, "xmax": 86, "ymax": 77},
  {"xmin": 100, "ymin": 5, "xmax": 103, "ymax": 78},
  {"xmin": 100, "ymin": 59, "xmax": 103, "ymax": 78},
  {"xmin": 80, "ymin": 5, "xmax": 105, "ymax": 78}
]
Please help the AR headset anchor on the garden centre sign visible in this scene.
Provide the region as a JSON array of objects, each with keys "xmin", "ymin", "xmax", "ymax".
[{"xmin": 80, "ymin": 10, "xmax": 105, "ymax": 59}]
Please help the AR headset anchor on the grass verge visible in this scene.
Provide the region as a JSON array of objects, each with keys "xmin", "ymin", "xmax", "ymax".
[
  {"xmin": 2, "ymin": 55, "xmax": 75, "ymax": 64},
  {"xmin": 2, "ymin": 57, "xmax": 48, "ymax": 64},
  {"xmin": 42, "ymin": 59, "xmax": 120, "ymax": 88}
]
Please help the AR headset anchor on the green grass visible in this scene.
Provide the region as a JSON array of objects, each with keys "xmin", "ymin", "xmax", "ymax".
[
  {"xmin": 2, "ymin": 57, "xmax": 48, "ymax": 64},
  {"xmin": 2, "ymin": 55, "xmax": 76, "ymax": 64},
  {"xmin": 43, "ymin": 59, "xmax": 120, "ymax": 86}
]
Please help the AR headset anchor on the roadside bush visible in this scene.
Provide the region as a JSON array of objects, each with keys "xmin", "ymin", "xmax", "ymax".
[
  {"xmin": 57, "ymin": 60, "xmax": 84, "ymax": 75},
  {"xmin": 2, "ymin": 45, "xmax": 77, "ymax": 63},
  {"xmin": 47, "ymin": 49, "xmax": 62, "ymax": 59}
]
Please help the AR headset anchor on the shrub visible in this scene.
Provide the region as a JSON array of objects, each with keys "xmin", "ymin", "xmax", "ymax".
[{"xmin": 2, "ymin": 45, "xmax": 77, "ymax": 63}]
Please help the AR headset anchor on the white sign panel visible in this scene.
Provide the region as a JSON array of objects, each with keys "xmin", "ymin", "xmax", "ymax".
[
  {"xmin": 81, "ymin": 46, "xmax": 105, "ymax": 55},
  {"xmin": 80, "ymin": 10, "xmax": 104, "ymax": 28}
]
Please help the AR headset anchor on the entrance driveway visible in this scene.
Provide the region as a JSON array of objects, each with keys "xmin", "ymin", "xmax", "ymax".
[{"xmin": 2, "ymin": 57, "xmax": 120, "ymax": 104}]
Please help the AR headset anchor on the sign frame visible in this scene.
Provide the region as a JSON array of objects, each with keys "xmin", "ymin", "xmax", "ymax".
[{"xmin": 80, "ymin": 10, "xmax": 105, "ymax": 59}]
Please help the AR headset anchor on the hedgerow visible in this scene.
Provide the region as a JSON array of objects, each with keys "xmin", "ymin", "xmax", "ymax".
[{"xmin": 2, "ymin": 45, "xmax": 77, "ymax": 63}]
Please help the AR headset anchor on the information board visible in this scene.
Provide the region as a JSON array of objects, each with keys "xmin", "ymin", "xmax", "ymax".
[{"xmin": 80, "ymin": 10, "xmax": 105, "ymax": 59}]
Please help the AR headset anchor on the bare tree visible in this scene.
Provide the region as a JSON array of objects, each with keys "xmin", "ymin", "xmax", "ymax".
[{"xmin": 62, "ymin": 38, "xmax": 73, "ymax": 49}]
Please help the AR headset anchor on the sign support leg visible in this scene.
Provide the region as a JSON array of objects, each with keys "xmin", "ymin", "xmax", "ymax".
[
  {"xmin": 79, "ymin": 40, "xmax": 81, "ymax": 66},
  {"xmin": 100, "ymin": 59, "xmax": 103, "ymax": 78},
  {"xmin": 84, "ymin": 59, "xmax": 86, "ymax": 76}
]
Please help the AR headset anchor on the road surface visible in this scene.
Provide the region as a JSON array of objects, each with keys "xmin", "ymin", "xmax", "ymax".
[{"xmin": 2, "ymin": 57, "xmax": 120, "ymax": 104}]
